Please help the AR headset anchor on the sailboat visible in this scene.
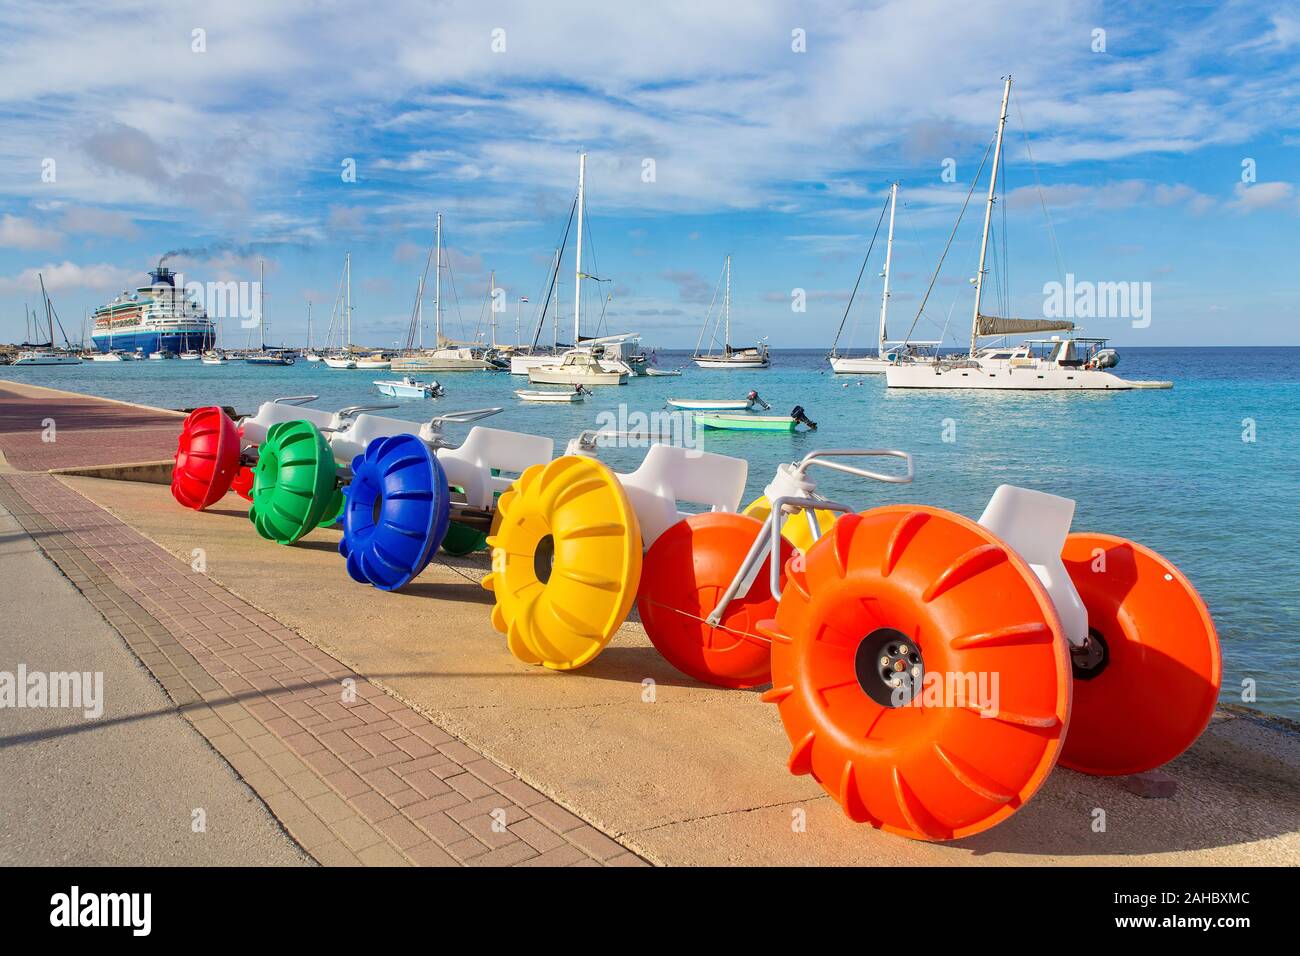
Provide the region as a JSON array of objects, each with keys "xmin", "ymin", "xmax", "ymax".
[
  {"xmin": 303, "ymin": 300, "xmax": 322, "ymax": 361},
  {"xmin": 512, "ymin": 153, "xmax": 645, "ymax": 377},
  {"xmin": 246, "ymin": 260, "xmax": 295, "ymax": 365},
  {"xmin": 887, "ymin": 77, "xmax": 1166, "ymax": 391},
  {"xmin": 828, "ymin": 183, "xmax": 940, "ymax": 374},
  {"xmin": 323, "ymin": 254, "xmax": 359, "ymax": 368},
  {"xmin": 13, "ymin": 276, "xmax": 82, "ymax": 365},
  {"xmin": 693, "ymin": 255, "xmax": 769, "ymax": 369},
  {"xmin": 390, "ymin": 214, "xmax": 502, "ymax": 371}
]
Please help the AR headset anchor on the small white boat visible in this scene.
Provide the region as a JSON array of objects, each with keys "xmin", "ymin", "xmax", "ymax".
[
  {"xmin": 355, "ymin": 352, "xmax": 391, "ymax": 370},
  {"xmin": 516, "ymin": 386, "xmax": 591, "ymax": 403},
  {"xmin": 179, "ymin": 350, "xmax": 201, "ymax": 360},
  {"xmin": 323, "ymin": 354, "xmax": 358, "ymax": 369},
  {"xmin": 645, "ymin": 367, "xmax": 682, "ymax": 377},
  {"xmin": 88, "ymin": 350, "xmax": 124, "ymax": 362},
  {"xmin": 528, "ymin": 349, "xmax": 628, "ymax": 386},
  {"xmin": 666, "ymin": 391, "xmax": 769, "ymax": 412},
  {"xmin": 374, "ymin": 376, "xmax": 444, "ymax": 399},
  {"xmin": 304, "ymin": 351, "xmax": 323, "ymax": 362},
  {"xmin": 201, "ymin": 349, "xmax": 228, "ymax": 365},
  {"xmin": 148, "ymin": 349, "xmax": 175, "ymax": 360}
]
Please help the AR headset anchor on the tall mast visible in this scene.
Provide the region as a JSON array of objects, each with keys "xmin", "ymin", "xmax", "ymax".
[
  {"xmin": 971, "ymin": 75, "xmax": 1012, "ymax": 357},
  {"xmin": 415, "ymin": 273, "xmax": 424, "ymax": 349},
  {"xmin": 306, "ymin": 300, "xmax": 312, "ymax": 351},
  {"xmin": 724, "ymin": 255, "xmax": 732, "ymax": 349},
  {"xmin": 345, "ymin": 252, "xmax": 352, "ymax": 350},
  {"xmin": 39, "ymin": 274, "xmax": 52, "ymax": 345},
  {"xmin": 434, "ymin": 213, "xmax": 442, "ymax": 346},
  {"xmin": 878, "ymin": 182, "xmax": 898, "ymax": 357},
  {"xmin": 489, "ymin": 269, "xmax": 497, "ymax": 348},
  {"xmin": 258, "ymin": 259, "xmax": 266, "ymax": 351},
  {"xmin": 574, "ymin": 152, "xmax": 586, "ymax": 346}
]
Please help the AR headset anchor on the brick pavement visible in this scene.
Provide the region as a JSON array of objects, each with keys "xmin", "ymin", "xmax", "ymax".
[
  {"xmin": 0, "ymin": 381, "xmax": 183, "ymax": 471},
  {"xmin": 0, "ymin": 473, "xmax": 646, "ymax": 867}
]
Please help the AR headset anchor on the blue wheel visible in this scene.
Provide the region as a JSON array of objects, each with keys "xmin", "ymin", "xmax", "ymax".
[{"xmin": 339, "ymin": 434, "xmax": 451, "ymax": 591}]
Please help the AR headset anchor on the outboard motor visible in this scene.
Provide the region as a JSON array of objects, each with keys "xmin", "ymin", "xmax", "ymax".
[
  {"xmin": 747, "ymin": 389, "xmax": 771, "ymax": 411},
  {"xmin": 790, "ymin": 405, "xmax": 818, "ymax": 430}
]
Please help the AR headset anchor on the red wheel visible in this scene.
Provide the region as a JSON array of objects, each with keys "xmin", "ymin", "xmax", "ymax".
[
  {"xmin": 637, "ymin": 512, "xmax": 792, "ymax": 688},
  {"xmin": 763, "ymin": 506, "xmax": 1070, "ymax": 841},
  {"xmin": 1059, "ymin": 533, "xmax": 1220, "ymax": 776},
  {"xmin": 231, "ymin": 464, "xmax": 255, "ymax": 501},
  {"xmin": 171, "ymin": 407, "xmax": 240, "ymax": 510}
]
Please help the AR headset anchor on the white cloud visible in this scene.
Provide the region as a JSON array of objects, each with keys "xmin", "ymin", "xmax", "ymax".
[
  {"xmin": 1228, "ymin": 181, "xmax": 1298, "ymax": 213},
  {"xmin": 59, "ymin": 207, "xmax": 140, "ymax": 238},
  {"xmin": 0, "ymin": 214, "xmax": 62, "ymax": 249},
  {"xmin": 0, "ymin": 261, "xmax": 136, "ymax": 294}
]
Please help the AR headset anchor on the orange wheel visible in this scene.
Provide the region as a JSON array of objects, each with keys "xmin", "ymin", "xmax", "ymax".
[
  {"xmin": 763, "ymin": 506, "xmax": 1071, "ymax": 841},
  {"xmin": 1059, "ymin": 533, "xmax": 1220, "ymax": 776},
  {"xmin": 637, "ymin": 512, "xmax": 793, "ymax": 688}
]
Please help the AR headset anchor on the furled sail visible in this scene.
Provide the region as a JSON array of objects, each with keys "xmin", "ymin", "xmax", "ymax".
[{"xmin": 976, "ymin": 314, "xmax": 1075, "ymax": 336}]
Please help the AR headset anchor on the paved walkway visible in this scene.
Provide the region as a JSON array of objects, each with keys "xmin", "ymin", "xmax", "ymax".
[
  {"xmin": 0, "ymin": 473, "xmax": 644, "ymax": 866},
  {"xmin": 0, "ymin": 499, "xmax": 310, "ymax": 865},
  {"xmin": 0, "ymin": 380, "xmax": 182, "ymax": 472}
]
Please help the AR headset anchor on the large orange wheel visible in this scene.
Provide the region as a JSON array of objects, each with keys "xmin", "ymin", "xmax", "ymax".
[
  {"xmin": 763, "ymin": 506, "xmax": 1071, "ymax": 841},
  {"xmin": 1059, "ymin": 533, "xmax": 1220, "ymax": 776},
  {"xmin": 637, "ymin": 512, "xmax": 793, "ymax": 689}
]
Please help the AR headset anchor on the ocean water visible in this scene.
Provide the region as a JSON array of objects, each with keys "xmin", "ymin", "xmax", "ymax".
[{"xmin": 6, "ymin": 346, "xmax": 1298, "ymax": 718}]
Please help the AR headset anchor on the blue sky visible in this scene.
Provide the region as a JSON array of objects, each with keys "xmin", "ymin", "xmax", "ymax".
[{"xmin": 1, "ymin": 0, "xmax": 1297, "ymax": 348}]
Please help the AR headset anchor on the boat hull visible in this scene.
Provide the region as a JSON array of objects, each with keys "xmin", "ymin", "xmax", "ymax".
[
  {"xmin": 392, "ymin": 356, "xmax": 496, "ymax": 371},
  {"xmin": 515, "ymin": 389, "xmax": 587, "ymax": 403},
  {"xmin": 693, "ymin": 356, "xmax": 770, "ymax": 369},
  {"xmin": 528, "ymin": 367, "xmax": 627, "ymax": 385},
  {"xmin": 12, "ymin": 352, "xmax": 82, "ymax": 366},
  {"xmin": 696, "ymin": 414, "xmax": 795, "ymax": 431},
  {"xmin": 885, "ymin": 362, "xmax": 1134, "ymax": 390},
  {"xmin": 829, "ymin": 355, "xmax": 889, "ymax": 374},
  {"xmin": 90, "ymin": 331, "xmax": 211, "ymax": 354},
  {"xmin": 666, "ymin": 398, "xmax": 753, "ymax": 411}
]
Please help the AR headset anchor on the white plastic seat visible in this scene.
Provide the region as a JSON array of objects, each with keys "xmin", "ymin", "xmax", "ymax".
[
  {"xmin": 329, "ymin": 413, "xmax": 419, "ymax": 465},
  {"xmin": 615, "ymin": 443, "xmax": 748, "ymax": 548},
  {"xmin": 435, "ymin": 427, "xmax": 554, "ymax": 510},
  {"xmin": 977, "ymin": 484, "xmax": 1088, "ymax": 648},
  {"xmin": 239, "ymin": 400, "xmax": 336, "ymax": 445}
]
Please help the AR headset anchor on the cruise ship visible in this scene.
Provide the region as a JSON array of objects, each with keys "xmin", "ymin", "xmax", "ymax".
[{"xmin": 90, "ymin": 264, "xmax": 215, "ymax": 355}]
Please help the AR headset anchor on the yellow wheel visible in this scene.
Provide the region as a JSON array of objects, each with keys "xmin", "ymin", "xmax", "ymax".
[
  {"xmin": 743, "ymin": 496, "xmax": 841, "ymax": 553},
  {"xmin": 482, "ymin": 456, "xmax": 642, "ymax": 670}
]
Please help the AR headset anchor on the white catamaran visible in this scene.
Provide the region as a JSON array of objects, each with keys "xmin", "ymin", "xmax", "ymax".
[
  {"xmin": 886, "ymin": 77, "xmax": 1167, "ymax": 391},
  {"xmin": 693, "ymin": 254, "xmax": 769, "ymax": 368}
]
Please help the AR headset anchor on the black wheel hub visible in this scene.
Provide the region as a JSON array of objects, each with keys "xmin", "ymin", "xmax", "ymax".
[
  {"xmin": 1071, "ymin": 628, "xmax": 1110, "ymax": 681},
  {"xmin": 854, "ymin": 627, "xmax": 925, "ymax": 707},
  {"xmin": 533, "ymin": 533, "xmax": 556, "ymax": 584}
]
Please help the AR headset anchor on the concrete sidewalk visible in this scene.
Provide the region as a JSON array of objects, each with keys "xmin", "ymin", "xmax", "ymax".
[
  {"xmin": 0, "ymin": 499, "xmax": 309, "ymax": 866},
  {"xmin": 66, "ymin": 473, "xmax": 1300, "ymax": 866}
]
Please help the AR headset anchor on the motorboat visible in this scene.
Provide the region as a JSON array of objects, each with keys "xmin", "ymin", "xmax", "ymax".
[
  {"xmin": 528, "ymin": 349, "xmax": 628, "ymax": 386},
  {"xmin": 666, "ymin": 391, "xmax": 770, "ymax": 412},
  {"xmin": 515, "ymin": 385, "xmax": 592, "ymax": 403},
  {"xmin": 374, "ymin": 376, "xmax": 444, "ymax": 399}
]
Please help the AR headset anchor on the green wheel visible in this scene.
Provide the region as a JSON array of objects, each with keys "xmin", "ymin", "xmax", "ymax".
[{"xmin": 249, "ymin": 420, "xmax": 341, "ymax": 545}]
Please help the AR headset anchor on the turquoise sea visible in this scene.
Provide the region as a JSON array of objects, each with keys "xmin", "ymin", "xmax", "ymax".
[{"xmin": 6, "ymin": 346, "xmax": 1298, "ymax": 719}]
